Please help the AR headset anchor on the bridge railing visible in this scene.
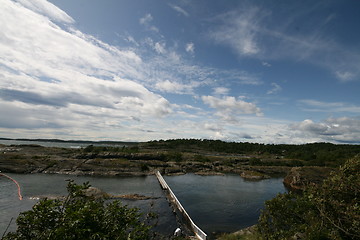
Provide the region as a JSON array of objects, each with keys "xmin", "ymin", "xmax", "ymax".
[{"xmin": 155, "ymin": 171, "xmax": 207, "ymax": 240}]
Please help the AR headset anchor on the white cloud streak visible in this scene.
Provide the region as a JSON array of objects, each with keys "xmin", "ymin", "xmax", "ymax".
[
  {"xmin": 139, "ymin": 13, "xmax": 153, "ymax": 25},
  {"xmin": 299, "ymin": 99, "xmax": 360, "ymax": 113},
  {"xmin": 185, "ymin": 42, "xmax": 195, "ymax": 54},
  {"xmin": 139, "ymin": 13, "xmax": 159, "ymax": 32},
  {"xmin": 209, "ymin": 7, "xmax": 264, "ymax": 56},
  {"xmin": 208, "ymin": 3, "xmax": 360, "ymax": 82},
  {"xmin": 267, "ymin": 83, "xmax": 282, "ymax": 95},
  {"xmin": 14, "ymin": 0, "xmax": 74, "ymax": 24},
  {"xmin": 168, "ymin": 4, "xmax": 189, "ymax": 17},
  {"xmin": 213, "ymin": 87, "xmax": 230, "ymax": 95},
  {"xmin": 154, "ymin": 80, "xmax": 195, "ymax": 94}
]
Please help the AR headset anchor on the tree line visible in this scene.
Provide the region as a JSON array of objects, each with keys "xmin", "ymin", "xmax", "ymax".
[{"xmin": 146, "ymin": 139, "xmax": 360, "ymax": 167}]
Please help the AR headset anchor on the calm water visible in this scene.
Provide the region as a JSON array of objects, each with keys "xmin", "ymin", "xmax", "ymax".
[
  {"xmin": 0, "ymin": 173, "xmax": 286, "ymax": 238},
  {"xmin": 165, "ymin": 174, "xmax": 286, "ymax": 234}
]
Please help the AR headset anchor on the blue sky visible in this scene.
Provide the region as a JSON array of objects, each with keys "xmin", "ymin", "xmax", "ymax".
[{"xmin": 1, "ymin": 0, "xmax": 360, "ymax": 143}]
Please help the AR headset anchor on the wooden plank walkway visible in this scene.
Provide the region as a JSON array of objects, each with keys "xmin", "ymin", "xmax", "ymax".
[{"xmin": 155, "ymin": 171, "xmax": 207, "ymax": 240}]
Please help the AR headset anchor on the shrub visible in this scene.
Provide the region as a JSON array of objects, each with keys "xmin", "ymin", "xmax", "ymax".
[
  {"xmin": 3, "ymin": 181, "xmax": 153, "ymax": 240},
  {"xmin": 258, "ymin": 155, "xmax": 360, "ymax": 239}
]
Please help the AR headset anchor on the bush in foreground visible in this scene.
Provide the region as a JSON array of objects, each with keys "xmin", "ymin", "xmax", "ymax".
[
  {"xmin": 258, "ymin": 155, "xmax": 360, "ymax": 239},
  {"xmin": 4, "ymin": 181, "xmax": 153, "ymax": 240}
]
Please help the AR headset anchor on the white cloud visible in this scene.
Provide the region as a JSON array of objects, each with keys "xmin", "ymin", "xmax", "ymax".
[
  {"xmin": 203, "ymin": 122, "xmax": 223, "ymax": 132},
  {"xmin": 209, "ymin": 7, "xmax": 265, "ymax": 56},
  {"xmin": 154, "ymin": 80, "xmax": 194, "ymax": 94},
  {"xmin": 2, "ymin": 0, "xmax": 318, "ymax": 143},
  {"xmin": 139, "ymin": 13, "xmax": 153, "ymax": 25},
  {"xmin": 15, "ymin": 0, "xmax": 74, "ymax": 24},
  {"xmin": 267, "ymin": 82, "xmax": 282, "ymax": 95},
  {"xmin": 298, "ymin": 99, "xmax": 360, "ymax": 113},
  {"xmin": 185, "ymin": 42, "xmax": 195, "ymax": 54},
  {"xmin": 0, "ymin": 0, "xmax": 172, "ymax": 138},
  {"xmin": 0, "ymin": 2, "xmax": 143, "ymax": 83},
  {"xmin": 154, "ymin": 42, "xmax": 166, "ymax": 54},
  {"xmin": 262, "ymin": 61, "xmax": 271, "ymax": 67},
  {"xmin": 213, "ymin": 87, "xmax": 229, "ymax": 95},
  {"xmin": 124, "ymin": 35, "xmax": 139, "ymax": 46},
  {"xmin": 202, "ymin": 95, "xmax": 262, "ymax": 123},
  {"xmin": 208, "ymin": 3, "xmax": 360, "ymax": 82},
  {"xmin": 335, "ymin": 71, "xmax": 356, "ymax": 82},
  {"xmin": 291, "ymin": 117, "xmax": 360, "ymax": 143},
  {"xmin": 139, "ymin": 13, "xmax": 159, "ymax": 32},
  {"xmin": 168, "ymin": 4, "xmax": 189, "ymax": 17},
  {"xmin": 227, "ymin": 71, "xmax": 262, "ymax": 85},
  {"xmin": 138, "ymin": 43, "xmax": 261, "ymax": 94}
]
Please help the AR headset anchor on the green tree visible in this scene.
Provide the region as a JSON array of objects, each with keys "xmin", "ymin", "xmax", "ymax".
[
  {"xmin": 4, "ymin": 181, "xmax": 153, "ymax": 240},
  {"xmin": 258, "ymin": 155, "xmax": 360, "ymax": 239}
]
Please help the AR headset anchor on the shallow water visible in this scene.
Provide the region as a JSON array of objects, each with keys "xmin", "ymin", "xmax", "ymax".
[{"xmin": 0, "ymin": 173, "xmax": 286, "ymax": 238}]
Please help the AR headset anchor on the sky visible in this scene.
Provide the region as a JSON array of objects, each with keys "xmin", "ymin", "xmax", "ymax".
[{"xmin": 1, "ymin": 0, "xmax": 360, "ymax": 144}]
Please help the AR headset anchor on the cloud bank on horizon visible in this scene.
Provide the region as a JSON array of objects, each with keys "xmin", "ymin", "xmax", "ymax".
[{"xmin": 0, "ymin": 0, "xmax": 360, "ymax": 144}]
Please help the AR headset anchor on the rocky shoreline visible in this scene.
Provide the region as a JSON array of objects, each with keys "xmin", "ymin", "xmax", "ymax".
[
  {"xmin": 29, "ymin": 187, "xmax": 158, "ymax": 201},
  {"xmin": 0, "ymin": 144, "xmax": 335, "ymax": 192},
  {"xmin": 0, "ymin": 144, "xmax": 290, "ymax": 177}
]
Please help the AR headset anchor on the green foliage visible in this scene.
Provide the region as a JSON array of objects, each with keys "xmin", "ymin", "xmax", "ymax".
[
  {"xmin": 4, "ymin": 181, "xmax": 153, "ymax": 240},
  {"xmin": 83, "ymin": 145, "xmax": 139, "ymax": 154},
  {"xmin": 146, "ymin": 139, "xmax": 360, "ymax": 167},
  {"xmin": 193, "ymin": 154, "xmax": 210, "ymax": 162},
  {"xmin": 310, "ymin": 156, "xmax": 360, "ymax": 239},
  {"xmin": 165, "ymin": 152, "xmax": 183, "ymax": 162},
  {"xmin": 140, "ymin": 163, "xmax": 150, "ymax": 172},
  {"xmin": 249, "ymin": 158, "xmax": 304, "ymax": 167},
  {"xmin": 258, "ymin": 155, "xmax": 360, "ymax": 239}
]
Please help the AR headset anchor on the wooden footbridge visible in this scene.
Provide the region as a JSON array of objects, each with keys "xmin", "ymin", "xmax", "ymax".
[{"xmin": 155, "ymin": 171, "xmax": 207, "ymax": 240}]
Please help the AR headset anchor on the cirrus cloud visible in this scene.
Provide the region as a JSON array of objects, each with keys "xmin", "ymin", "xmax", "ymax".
[{"xmin": 209, "ymin": 7, "xmax": 264, "ymax": 56}]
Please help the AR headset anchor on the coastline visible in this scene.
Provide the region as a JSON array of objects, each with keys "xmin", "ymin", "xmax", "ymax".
[
  {"xmin": 0, "ymin": 142, "xmax": 335, "ymax": 192},
  {"xmin": 0, "ymin": 143, "xmax": 291, "ymax": 178}
]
